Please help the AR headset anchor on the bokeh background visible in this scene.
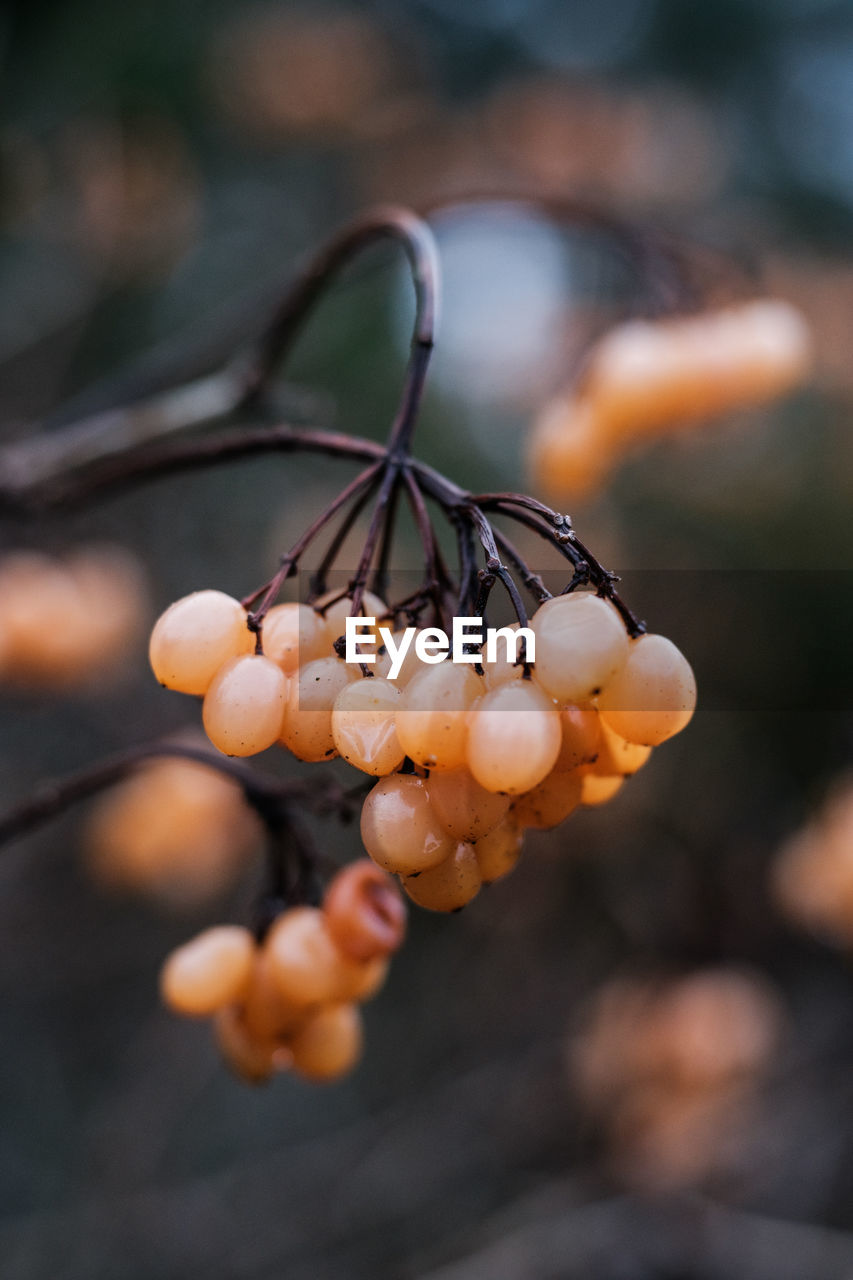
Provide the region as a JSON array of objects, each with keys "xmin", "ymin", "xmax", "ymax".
[{"xmin": 1, "ymin": 1, "xmax": 853, "ymax": 1276}]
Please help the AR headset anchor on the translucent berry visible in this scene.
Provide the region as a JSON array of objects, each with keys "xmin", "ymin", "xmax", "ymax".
[
  {"xmin": 265, "ymin": 906, "xmax": 374, "ymax": 1007},
  {"xmin": 511, "ymin": 765, "xmax": 583, "ymax": 829},
  {"xmin": 261, "ymin": 602, "xmax": 329, "ymax": 673},
  {"xmin": 323, "ymin": 860, "xmax": 407, "ymax": 962},
  {"xmin": 279, "ymin": 656, "xmax": 353, "ymax": 761},
  {"xmin": 290, "ymin": 1002, "xmax": 364, "ymax": 1081},
  {"xmin": 314, "ymin": 589, "xmax": 388, "ymax": 647},
  {"xmin": 598, "ymin": 633, "xmax": 696, "ymax": 746},
  {"xmin": 395, "ymin": 663, "xmax": 483, "ymax": 771},
  {"xmin": 160, "ymin": 925, "xmax": 255, "ymax": 1017},
  {"xmin": 331, "ymin": 677, "xmax": 405, "ymax": 776},
  {"xmin": 579, "ymin": 770, "xmax": 624, "ymax": 806},
  {"xmin": 530, "ymin": 593, "xmax": 629, "ymax": 704},
  {"xmin": 360, "ymin": 774, "xmax": 454, "ymax": 875},
  {"xmin": 466, "ymin": 680, "xmax": 561, "ymax": 795},
  {"xmin": 202, "ymin": 653, "xmax": 288, "ymax": 756},
  {"xmin": 426, "ymin": 767, "xmax": 510, "ymax": 841},
  {"xmin": 474, "ymin": 821, "xmax": 524, "ymax": 884},
  {"xmin": 402, "ymin": 842, "xmax": 482, "ymax": 912},
  {"xmin": 84, "ymin": 754, "xmax": 261, "ymax": 907},
  {"xmin": 242, "ymin": 950, "xmax": 308, "ymax": 1041},
  {"xmin": 593, "ymin": 721, "xmax": 653, "ymax": 776},
  {"xmin": 555, "ymin": 703, "xmax": 602, "ymax": 771},
  {"xmin": 214, "ymin": 1004, "xmax": 282, "ymax": 1084},
  {"xmin": 375, "ymin": 629, "xmax": 426, "ymax": 684},
  {"xmin": 149, "ymin": 589, "xmax": 252, "ymax": 695}
]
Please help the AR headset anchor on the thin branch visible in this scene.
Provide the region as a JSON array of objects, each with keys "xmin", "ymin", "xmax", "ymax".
[{"xmin": 0, "ymin": 742, "xmax": 362, "ymax": 849}]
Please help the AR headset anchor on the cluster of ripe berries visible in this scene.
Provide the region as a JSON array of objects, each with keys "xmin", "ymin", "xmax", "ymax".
[
  {"xmin": 530, "ymin": 299, "xmax": 812, "ymax": 499},
  {"xmin": 150, "ymin": 585, "xmax": 696, "ymax": 912},
  {"xmin": 0, "ymin": 545, "xmax": 147, "ymax": 689},
  {"xmin": 160, "ymin": 860, "xmax": 406, "ymax": 1083}
]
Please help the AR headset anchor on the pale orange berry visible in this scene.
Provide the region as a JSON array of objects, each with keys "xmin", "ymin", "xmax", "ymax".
[
  {"xmin": 588, "ymin": 301, "xmax": 812, "ymax": 444},
  {"xmin": 84, "ymin": 754, "xmax": 262, "ymax": 907},
  {"xmin": 528, "ymin": 396, "xmax": 614, "ymax": 500},
  {"xmin": 579, "ymin": 770, "xmax": 624, "ymax": 806},
  {"xmin": 261, "ymin": 602, "xmax": 329, "ymax": 673},
  {"xmin": 279, "ymin": 656, "xmax": 354, "ymax": 761},
  {"xmin": 375, "ymin": 629, "xmax": 426, "ymax": 684},
  {"xmin": 213, "ymin": 1004, "xmax": 286, "ymax": 1084},
  {"xmin": 511, "ymin": 765, "xmax": 583, "ymax": 830},
  {"xmin": 340, "ymin": 954, "xmax": 389, "ymax": 1002},
  {"xmin": 360, "ymin": 774, "xmax": 454, "ymax": 875},
  {"xmin": 331, "ymin": 676, "xmax": 405, "ymax": 776},
  {"xmin": 150, "ymin": 589, "xmax": 253, "ymax": 695},
  {"xmin": 473, "ymin": 821, "xmax": 524, "ymax": 884},
  {"xmin": 556, "ymin": 703, "xmax": 602, "ymax": 770},
  {"xmin": 0, "ymin": 552, "xmax": 100, "ymax": 686},
  {"xmin": 481, "ymin": 622, "xmax": 524, "ymax": 689},
  {"xmin": 530, "ymin": 593, "xmax": 629, "ymax": 704},
  {"xmin": 160, "ymin": 925, "xmax": 255, "ymax": 1017},
  {"xmin": 466, "ymin": 679, "xmax": 561, "ymax": 795},
  {"xmin": 395, "ymin": 663, "xmax": 483, "ymax": 771},
  {"xmin": 426, "ymin": 766, "xmax": 510, "ymax": 841},
  {"xmin": 290, "ymin": 1003, "xmax": 363, "ymax": 1082},
  {"xmin": 314, "ymin": 589, "xmax": 388, "ymax": 647},
  {"xmin": 593, "ymin": 721, "xmax": 653, "ymax": 776},
  {"xmin": 242, "ymin": 950, "xmax": 309, "ymax": 1041},
  {"xmin": 598, "ymin": 633, "xmax": 696, "ymax": 746},
  {"xmin": 323, "ymin": 860, "xmax": 407, "ymax": 962},
  {"xmin": 202, "ymin": 653, "xmax": 288, "ymax": 756},
  {"xmin": 265, "ymin": 906, "xmax": 372, "ymax": 1007},
  {"xmin": 402, "ymin": 842, "xmax": 482, "ymax": 912}
]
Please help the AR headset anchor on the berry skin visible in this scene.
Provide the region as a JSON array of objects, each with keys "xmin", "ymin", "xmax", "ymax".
[
  {"xmin": 264, "ymin": 906, "xmax": 381, "ymax": 1007},
  {"xmin": 473, "ymin": 821, "xmax": 524, "ymax": 884},
  {"xmin": 375, "ymin": 629, "xmax": 426, "ymax": 684},
  {"xmin": 360, "ymin": 774, "xmax": 454, "ymax": 875},
  {"xmin": 262, "ymin": 602, "xmax": 329, "ymax": 673},
  {"xmin": 426, "ymin": 767, "xmax": 511, "ymax": 842},
  {"xmin": 598, "ymin": 633, "xmax": 696, "ymax": 746},
  {"xmin": 323, "ymin": 860, "xmax": 407, "ymax": 962},
  {"xmin": 593, "ymin": 721, "xmax": 653, "ymax": 776},
  {"xmin": 314, "ymin": 589, "xmax": 388, "ymax": 647},
  {"xmin": 279, "ymin": 656, "xmax": 354, "ymax": 762},
  {"xmin": 242, "ymin": 950, "xmax": 309, "ymax": 1044},
  {"xmin": 530, "ymin": 593, "xmax": 629, "ymax": 704},
  {"xmin": 395, "ymin": 664, "xmax": 482, "ymax": 771},
  {"xmin": 150, "ymin": 589, "xmax": 252, "ymax": 695},
  {"xmin": 466, "ymin": 680, "xmax": 562, "ymax": 795},
  {"xmin": 578, "ymin": 770, "xmax": 625, "ymax": 806},
  {"xmin": 402, "ymin": 842, "xmax": 482, "ymax": 912},
  {"xmin": 202, "ymin": 654, "xmax": 288, "ymax": 756},
  {"xmin": 511, "ymin": 765, "xmax": 584, "ymax": 830},
  {"xmin": 290, "ymin": 1003, "xmax": 363, "ymax": 1081},
  {"xmin": 555, "ymin": 703, "xmax": 602, "ymax": 771},
  {"xmin": 331, "ymin": 676, "xmax": 405, "ymax": 776},
  {"xmin": 214, "ymin": 1004, "xmax": 283, "ymax": 1084},
  {"xmin": 160, "ymin": 926, "xmax": 255, "ymax": 1017}
]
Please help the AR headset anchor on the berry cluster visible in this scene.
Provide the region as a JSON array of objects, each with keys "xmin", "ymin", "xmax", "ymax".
[
  {"xmin": 150, "ymin": 584, "xmax": 695, "ymax": 912},
  {"xmin": 530, "ymin": 299, "xmax": 812, "ymax": 498},
  {"xmin": 0, "ymin": 545, "xmax": 147, "ymax": 689},
  {"xmin": 160, "ymin": 860, "xmax": 406, "ymax": 1083}
]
